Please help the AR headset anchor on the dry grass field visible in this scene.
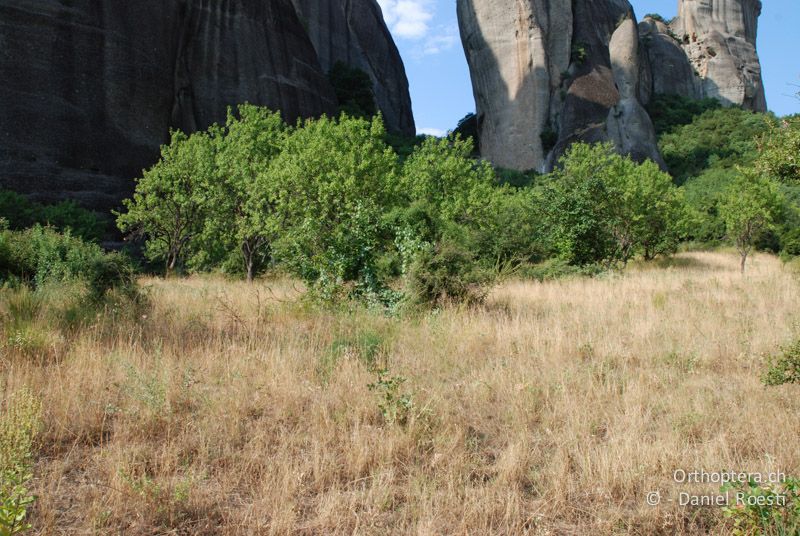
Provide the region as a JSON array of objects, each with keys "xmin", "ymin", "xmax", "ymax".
[{"xmin": 2, "ymin": 251, "xmax": 800, "ymax": 535}]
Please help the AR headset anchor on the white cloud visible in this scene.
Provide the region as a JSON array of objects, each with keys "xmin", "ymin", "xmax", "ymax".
[
  {"xmin": 418, "ymin": 127, "xmax": 448, "ymax": 137},
  {"xmin": 419, "ymin": 24, "xmax": 458, "ymax": 56},
  {"xmin": 377, "ymin": 0, "xmax": 434, "ymax": 40}
]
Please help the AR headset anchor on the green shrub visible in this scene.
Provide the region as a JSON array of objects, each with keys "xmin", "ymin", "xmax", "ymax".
[
  {"xmin": 0, "ymin": 189, "xmax": 108, "ymax": 243},
  {"xmin": 780, "ymin": 227, "xmax": 800, "ymax": 258},
  {"xmin": 404, "ymin": 237, "xmax": 493, "ymax": 307},
  {"xmin": 0, "ymin": 387, "xmax": 42, "ymax": 535},
  {"xmin": 519, "ymin": 257, "xmax": 605, "ymax": 282},
  {"xmin": 116, "ymin": 129, "xmax": 217, "ymax": 275},
  {"xmin": 453, "ymin": 113, "xmax": 479, "ymax": 154},
  {"xmin": 762, "ymin": 339, "xmax": 800, "ymax": 386},
  {"xmin": 267, "ymin": 114, "xmax": 398, "ymax": 300},
  {"xmin": 368, "ymin": 369, "xmax": 413, "ymax": 426},
  {"xmin": 721, "ymin": 477, "xmax": 800, "ymax": 536},
  {"xmin": 0, "ymin": 225, "xmax": 135, "ymax": 301},
  {"xmin": 541, "ymin": 143, "xmax": 686, "ymax": 266}
]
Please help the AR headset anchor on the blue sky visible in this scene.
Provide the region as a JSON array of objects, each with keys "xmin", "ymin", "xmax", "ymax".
[{"xmin": 376, "ymin": 0, "xmax": 800, "ymax": 135}]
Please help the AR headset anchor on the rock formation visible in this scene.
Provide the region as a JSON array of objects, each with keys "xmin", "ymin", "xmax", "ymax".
[
  {"xmin": 458, "ymin": 0, "xmax": 663, "ymax": 172},
  {"xmin": 637, "ymin": 17, "xmax": 701, "ymax": 104},
  {"xmin": 671, "ymin": 0, "xmax": 766, "ymax": 111},
  {"xmin": 0, "ymin": 0, "xmax": 414, "ymax": 209},
  {"xmin": 458, "ymin": 0, "xmax": 766, "ymax": 172},
  {"xmin": 291, "ymin": 0, "xmax": 416, "ymax": 136}
]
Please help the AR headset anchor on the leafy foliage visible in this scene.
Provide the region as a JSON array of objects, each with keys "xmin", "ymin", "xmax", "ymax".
[
  {"xmin": 393, "ymin": 135, "xmax": 502, "ymax": 305},
  {"xmin": 762, "ymin": 338, "xmax": 800, "ymax": 386},
  {"xmin": 659, "ymin": 107, "xmax": 774, "ymax": 185},
  {"xmin": 719, "ymin": 171, "xmax": 783, "ymax": 273},
  {"xmin": 0, "ymin": 189, "xmax": 108, "ymax": 243},
  {"xmin": 117, "ymin": 130, "xmax": 216, "ymax": 275},
  {"xmin": 721, "ymin": 477, "xmax": 800, "ymax": 536},
  {"xmin": 755, "ymin": 117, "xmax": 800, "ymax": 185},
  {"xmin": 646, "ymin": 93, "xmax": 721, "ymax": 136},
  {"xmin": 200, "ymin": 105, "xmax": 286, "ymax": 281},
  {"xmin": 0, "ymin": 388, "xmax": 41, "ymax": 535},
  {"xmin": 368, "ymin": 369, "xmax": 413, "ymax": 426},
  {"xmin": 541, "ymin": 143, "xmax": 686, "ymax": 266},
  {"xmin": 266, "ymin": 114, "xmax": 398, "ymax": 299},
  {"xmin": 453, "ymin": 113, "xmax": 479, "ymax": 154},
  {"xmin": 0, "ymin": 225, "xmax": 136, "ymax": 301},
  {"xmin": 328, "ymin": 62, "xmax": 377, "ymax": 119}
]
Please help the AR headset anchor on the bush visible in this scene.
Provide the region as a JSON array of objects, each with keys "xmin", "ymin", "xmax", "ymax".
[
  {"xmin": 116, "ymin": 129, "xmax": 217, "ymax": 275},
  {"xmin": 0, "ymin": 387, "xmax": 41, "ymax": 535},
  {"xmin": 541, "ymin": 143, "xmax": 686, "ymax": 266},
  {"xmin": 328, "ymin": 61, "xmax": 377, "ymax": 119},
  {"xmin": 721, "ymin": 477, "xmax": 800, "ymax": 535},
  {"xmin": 394, "ymin": 135, "xmax": 503, "ymax": 305},
  {"xmin": 762, "ymin": 339, "xmax": 800, "ymax": 386},
  {"xmin": 0, "ymin": 225, "xmax": 136, "ymax": 301},
  {"xmin": 519, "ymin": 257, "xmax": 605, "ymax": 282},
  {"xmin": 0, "ymin": 189, "xmax": 108, "ymax": 243},
  {"xmin": 404, "ymin": 237, "xmax": 493, "ymax": 307}
]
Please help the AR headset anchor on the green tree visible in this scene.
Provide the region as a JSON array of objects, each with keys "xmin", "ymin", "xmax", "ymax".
[
  {"xmin": 204, "ymin": 105, "xmax": 287, "ymax": 282},
  {"xmin": 659, "ymin": 107, "xmax": 774, "ymax": 185},
  {"xmin": 116, "ymin": 130, "xmax": 216, "ymax": 275},
  {"xmin": 755, "ymin": 117, "xmax": 800, "ymax": 185},
  {"xmin": 645, "ymin": 93, "xmax": 721, "ymax": 136},
  {"xmin": 542, "ymin": 143, "xmax": 685, "ymax": 266},
  {"xmin": 399, "ymin": 135, "xmax": 496, "ymax": 226},
  {"xmin": 615, "ymin": 159, "xmax": 687, "ymax": 261},
  {"xmin": 393, "ymin": 135, "xmax": 520, "ymax": 304},
  {"xmin": 719, "ymin": 172, "xmax": 783, "ymax": 273},
  {"xmin": 266, "ymin": 114, "xmax": 398, "ymax": 298}
]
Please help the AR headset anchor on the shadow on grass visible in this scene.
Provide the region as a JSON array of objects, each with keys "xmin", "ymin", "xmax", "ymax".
[{"xmin": 629, "ymin": 255, "xmax": 716, "ymax": 272}]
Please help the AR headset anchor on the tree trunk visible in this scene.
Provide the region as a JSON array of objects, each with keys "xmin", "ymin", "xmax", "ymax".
[
  {"xmin": 740, "ymin": 252, "xmax": 747, "ymax": 274},
  {"xmin": 246, "ymin": 256, "xmax": 255, "ymax": 283}
]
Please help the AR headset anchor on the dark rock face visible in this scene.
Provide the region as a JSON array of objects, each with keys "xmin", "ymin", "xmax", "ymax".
[
  {"xmin": 0, "ymin": 0, "xmax": 413, "ymax": 209},
  {"xmin": 292, "ymin": 0, "xmax": 416, "ymax": 136}
]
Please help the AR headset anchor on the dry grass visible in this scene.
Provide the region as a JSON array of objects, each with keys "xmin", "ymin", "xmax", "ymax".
[{"xmin": 2, "ymin": 251, "xmax": 799, "ymax": 535}]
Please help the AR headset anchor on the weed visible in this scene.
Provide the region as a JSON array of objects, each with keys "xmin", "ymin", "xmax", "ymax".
[
  {"xmin": 0, "ymin": 388, "xmax": 41, "ymax": 535},
  {"xmin": 368, "ymin": 369, "xmax": 414, "ymax": 426}
]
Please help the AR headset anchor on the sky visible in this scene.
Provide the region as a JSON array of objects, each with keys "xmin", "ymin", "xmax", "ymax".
[{"xmin": 376, "ymin": 0, "xmax": 800, "ymax": 136}]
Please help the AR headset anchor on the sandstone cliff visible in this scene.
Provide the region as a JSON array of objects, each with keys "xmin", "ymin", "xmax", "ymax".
[
  {"xmin": 671, "ymin": 0, "xmax": 766, "ymax": 111},
  {"xmin": 292, "ymin": 0, "xmax": 416, "ymax": 136},
  {"xmin": 458, "ymin": 0, "xmax": 663, "ymax": 172},
  {"xmin": 458, "ymin": 0, "xmax": 766, "ymax": 172},
  {"xmin": 0, "ymin": 0, "xmax": 414, "ymax": 209}
]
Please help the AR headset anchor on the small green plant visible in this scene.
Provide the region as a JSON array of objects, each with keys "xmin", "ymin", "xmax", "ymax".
[
  {"xmin": 570, "ymin": 42, "xmax": 588, "ymax": 66},
  {"xmin": 0, "ymin": 388, "xmax": 42, "ymax": 535},
  {"xmin": 721, "ymin": 477, "xmax": 800, "ymax": 535},
  {"xmin": 368, "ymin": 369, "xmax": 413, "ymax": 426},
  {"xmin": 762, "ymin": 339, "xmax": 800, "ymax": 386}
]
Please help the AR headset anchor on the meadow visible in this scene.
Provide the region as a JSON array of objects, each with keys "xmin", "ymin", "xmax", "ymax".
[{"xmin": 2, "ymin": 250, "xmax": 799, "ymax": 535}]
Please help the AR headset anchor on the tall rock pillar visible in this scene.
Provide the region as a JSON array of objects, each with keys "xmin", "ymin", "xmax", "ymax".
[{"xmin": 673, "ymin": 0, "xmax": 766, "ymax": 110}]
